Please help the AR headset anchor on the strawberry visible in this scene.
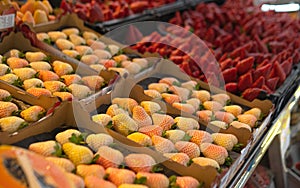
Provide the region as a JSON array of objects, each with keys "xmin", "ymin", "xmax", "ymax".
[
  {"xmin": 83, "ymin": 31, "xmax": 98, "ymax": 41},
  {"xmin": 139, "ymin": 125, "xmax": 163, "ymax": 137},
  {"xmin": 6, "ymin": 57, "xmax": 29, "ymax": 69},
  {"xmin": 144, "ymin": 89, "xmax": 162, "ymax": 99},
  {"xmin": 164, "ymin": 130, "xmax": 187, "ymax": 143},
  {"xmin": 60, "ymin": 74, "xmax": 82, "ymax": 86},
  {"xmin": 37, "ymin": 70, "xmax": 59, "ymax": 81},
  {"xmin": 172, "ymin": 102, "xmax": 196, "ymax": 114},
  {"xmin": 26, "ymin": 87, "xmax": 52, "ymax": 97},
  {"xmin": 13, "ymin": 68, "xmax": 36, "ymax": 81},
  {"xmin": 192, "ymin": 157, "xmax": 220, "ymax": 170},
  {"xmin": 133, "ymin": 106, "xmax": 153, "ymax": 128},
  {"xmin": 211, "ymin": 133, "xmax": 239, "ymax": 151},
  {"xmin": 20, "ymin": 105, "xmax": 45, "ymax": 122},
  {"xmin": 66, "ymin": 173, "xmax": 85, "ymax": 188},
  {"xmin": 237, "ymin": 114, "xmax": 257, "ymax": 128},
  {"xmin": 159, "ymin": 77, "xmax": 180, "ymax": 86},
  {"xmin": 175, "ymin": 141, "xmax": 200, "ymax": 159},
  {"xmin": 112, "ymin": 113, "xmax": 139, "ymax": 136},
  {"xmin": 271, "ymin": 61, "xmax": 286, "ymax": 85},
  {"xmin": 244, "ymin": 108, "xmax": 262, "ymax": 120},
  {"xmin": 266, "ymin": 77, "xmax": 279, "ymax": 91},
  {"xmin": 55, "ymin": 38, "xmax": 75, "ymax": 50},
  {"xmin": 196, "ymin": 110, "xmax": 213, "ymax": 122},
  {"xmin": 200, "ymin": 143, "xmax": 229, "ymax": 165},
  {"xmin": 152, "ymin": 135, "xmax": 176, "ymax": 153},
  {"xmin": 225, "ymin": 82, "xmax": 238, "ymax": 93},
  {"xmin": 48, "ymin": 31, "xmax": 67, "ymax": 42},
  {"xmin": 203, "ymin": 101, "xmax": 223, "ymax": 112},
  {"xmin": 44, "ymin": 81, "xmax": 67, "ymax": 93},
  {"xmin": 185, "ymin": 98, "xmax": 201, "ymax": 111},
  {"xmin": 186, "ymin": 130, "xmax": 213, "ymax": 146},
  {"xmin": 253, "ymin": 63, "xmax": 272, "ymax": 81},
  {"xmin": 220, "ymin": 58, "xmax": 233, "ymax": 71},
  {"xmin": 0, "ymin": 64, "xmax": 11, "ymax": 76},
  {"xmin": 148, "ymin": 83, "xmax": 169, "ymax": 93},
  {"xmin": 113, "ymin": 54, "xmax": 128, "ymax": 63},
  {"xmin": 69, "ymin": 34, "xmax": 86, "ymax": 46},
  {"xmin": 90, "ymin": 64, "xmax": 106, "ymax": 72},
  {"xmin": 125, "ymin": 153, "xmax": 156, "ymax": 173},
  {"xmin": 252, "ymin": 76, "xmax": 265, "ymax": 88},
  {"xmin": 52, "ymin": 61, "xmax": 74, "ymax": 76},
  {"xmin": 0, "ymin": 89, "xmax": 11, "ymax": 101},
  {"xmin": 55, "ymin": 129, "xmax": 81, "ymax": 145},
  {"xmin": 136, "ymin": 172, "xmax": 169, "ymax": 188},
  {"xmin": 118, "ymin": 184, "xmax": 147, "ymax": 188},
  {"xmin": 106, "ymin": 167, "xmax": 136, "ymax": 186},
  {"xmin": 163, "ymin": 153, "xmax": 190, "ymax": 166},
  {"xmin": 80, "ymin": 54, "xmax": 100, "ymax": 65},
  {"xmin": 96, "ymin": 146, "xmax": 124, "ymax": 169},
  {"xmin": 25, "ymin": 52, "xmax": 47, "ymax": 62},
  {"xmin": 169, "ymin": 175, "xmax": 200, "ymax": 188},
  {"xmin": 281, "ymin": 58, "xmax": 293, "ymax": 76},
  {"xmin": 0, "ymin": 101, "xmax": 18, "ymax": 118},
  {"xmin": 209, "ymin": 120, "xmax": 228, "ymax": 129},
  {"xmin": 0, "ymin": 74, "xmax": 19, "ymax": 84},
  {"xmin": 23, "ymin": 78, "xmax": 44, "ymax": 90},
  {"xmin": 68, "ymin": 84, "xmax": 92, "ymax": 99},
  {"xmin": 236, "ymin": 57, "xmax": 254, "ymax": 75},
  {"xmin": 169, "ymin": 86, "xmax": 190, "ymax": 101},
  {"xmin": 191, "ymin": 90, "xmax": 210, "ymax": 103},
  {"xmin": 222, "ymin": 67, "xmax": 237, "ymax": 83},
  {"xmin": 174, "ymin": 117, "xmax": 199, "ymax": 131},
  {"xmin": 53, "ymin": 92, "xmax": 74, "ymax": 101},
  {"xmin": 112, "ymin": 98, "xmax": 138, "ymax": 113},
  {"xmin": 82, "ymin": 75, "xmax": 104, "ymax": 90},
  {"xmin": 63, "ymin": 143, "xmax": 93, "ymax": 166},
  {"xmin": 161, "ymin": 93, "xmax": 181, "ymax": 104},
  {"xmin": 181, "ymin": 80, "xmax": 197, "ymax": 91},
  {"xmin": 152, "ymin": 113, "xmax": 174, "ymax": 131},
  {"xmin": 211, "ymin": 93, "xmax": 231, "ymax": 106},
  {"xmin": 242, "ymin": 88, "xmax": 265, "ymax": 101},
  {"xmin": 86, "ymin": 133, "xmax": 114, "ymax": 152},
  {"xmin": 29, "ymin": 140, "xmax": 61, "ymax": 157},
  {"xmin": 262, "ymin": 85, "xmax": 273, "ymax": 94},
  {"xmin": 76, "ymin": 164, "xmax": 105, "ymax": 179},
  {"xmin": 132, "ymin": 58, "xmax": 149, "ymax": 69},
  {"xmin": 238, "ymin": 72, "xmax": 253, "ymax": 92},
  {"xmin": 214, "ymin": 111, "xmax": 235, "ymax": 124},
  {"xmin": 230, "ymin": 121, "xmax": 252, "ymax": 132},
  {"xmin": 85, "ymin": 176, "xmax": 116, "ymax": 188},
  {"xmin": 106, "ymin": 104, "xmax": 129, "ymax": 117},
  {"xmin": 127, "ymin": 132, "xmax": 152, "ymax": 146},
  {"xmin": 141, "ymin": 101, "xmax": 161, "ymax": 115},
  {"xmin": 0, "ymin": 116, "xmax": 28, "ymax": 133},
  {"xmin": 46, "ymin": 157, "xmax": 75, "ymax": 172},
  {"xmin": 223, "ymin": 105, "xmax": 242, "ymax": 117},
  {"xmin": 91, "ymin": 114, "xmax": 112, "ymax": 126}
]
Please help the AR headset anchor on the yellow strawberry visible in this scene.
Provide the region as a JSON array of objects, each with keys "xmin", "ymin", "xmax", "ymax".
[
  {"xmin": 53, "ymin": 60, "xmax": 74, "ymax": 77},
  {"xmin": 23, "ymin": 78, "xmax": 44, "ymax": 90},
  {"xmin": 76, "ymin": 164, "xmax": 105, "ymax": 179},
  {"xmin": 144, "ymin": 89, "xmax": 162, "ymax": 99},
  {"xmin": 127, "ymin": 132, "xmax": 152, "ymax": 146},
  {"xmin": 203, "ymin": 101, "xmax": 223, "ymax": 112},
  {"xmin": 29, "ymin": 61, "xmax": 51, "ymax": 71},
  {"xmin": 0, "ymin": 116, "xmax": 28, "ymax": 133},
  {"xmin": 140, "ymin": 101, "xmax": 161, "ymax": 115},
  {"xmin": 148, "ymin": 83, "xmax": 169, "ymax": 93},
  {"xmin": 29, "ymin": 140, "xmax": 61, "ymax": 157},
  {"xmin": 223, "ymin": 105, "xmax": 242, "ymax": 117},
  {"xmin": 0, "ymin": 89, "xmax": 11, "ymax": 101},
  {"xmin": 159, "ymin": 77, "xmax": 180, "ymax": 86},
  {"xmin": 132, "ymin": 105, "xmax": 152, "ymax": 128},
  {"xmin": 20, "ymin": 105, "xmax": 46, "ymax": 122},
  {"xmin": 25, "ymin": 52, "xmax": 47, "ymax": 62},
  {"xmin": 13, "ymin": 67, "xmax": 36, "ymax": 81},
  {"xmin": 0, "ymin": 101, "xmax": 18, "ymax": 118},
  {"xmin": 191, "ymin": 90, "xmax": 210, "ymax": 103},
  {"xmin": 112, "ymin": 98, "xmax": 138, "ymax": 113},
  {"xmin": 174, "ymin": 117, "xmax": 199, "ymax": 131},
  {"xmin": 63, "ymin": 143, "xmax": 93, "ymax": 166},
  {"xmin": 192, "ymin": 157, "xmax": 220, "ymax": 170},
  {"xmin": 91, "ymin": 114, "xmax": 112, "ymax": 126},
  {"xmin": 244, "ymin": 108, "xmax": 262, "ymax": 120},
  {"xmin": 55, "ymin": 129, "xmax": 81, "ymax": 145},
  {"xmin": 237, "ymin": 114, "xmax": 257, "ymax": 128},
  {"xmin": 211, "ymin": 133, "xmax": 239, "ymax": 151},
  {"xmin": 211, "ymin": 93, "xmax": 231, "ymax": 106},
  {"xmin": 112, "ymin": 114, "xmax": 138, "ymax": 136}
]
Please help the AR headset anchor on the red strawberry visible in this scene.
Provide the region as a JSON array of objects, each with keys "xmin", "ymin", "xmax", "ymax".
[
  {"xmin": 124, "ymin": 154, "xmax": 156, "ymax": 173},
  {"xmin": 253, "ymin": 63, "xmax": 272, "ymax": 81},
  {"xmin": 238, "ymin": 72, "xmax": 253, "ymax": 92},
  {"xmin": 222, "ymin": 67, "xmax": 237, "ymax": 83},
  {"xmin": 281, "ymin": 58, "xmax": 293, "ymax": 75},
  {"xmin": 106, "ymin": 167, "xmax": 136, "ymax": 186},
  {"xmin": 270, "ymin": 61, "xmax": 286, "ymax": 85},
  {"xmin": 220, "ymin": 58, "xmax": 232, "ymax": 71},
  {"xmin": 242, "ymin": 88, "xmax": 264, "ymax": 101},
  {"xmin": 266, "ymin": 77, "xmax": 279, "ymax": 91},
  {"xmin": 252, "ymin": 76, "xmax": 265, "ymax": 88},
  {"xmin": 236, "ymin": 57, "xmax": 254, "ymax": 75},
  {"xmin": 262, "ymin": 85, "xmax": 273, "ymax": 94},
  {"xmin": 175, "ymin": 141, "xmax": 200, "ymax": 159},
  {"xmin": 225, "ymin": 83, "xmax": 238, "ymax": 93}
]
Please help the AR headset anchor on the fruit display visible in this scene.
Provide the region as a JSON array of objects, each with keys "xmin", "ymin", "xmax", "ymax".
[
  {"xmin": 0, "ymin": 88, "xmax": 46, "ymax": 133},
  {"xmin": 60, "ymin": 0, "xmax": 177, "ymax": 23},
  {"xmin": 0, "ymin": 49, "xmax": 107, "ymax": 100},
  {"xmin": 132, "ymin": 0, "xmax": 300, "ymax": 101},
  {"xmin": 15, "ymin": 0, "xmax": 58, "ymax": 25},
  {"xmin": 16, "ymin": 128, "xmax": 204, "ymax": 188},
  {"xmin": 36, "ymin": 27, "xmax": 152, "ymax": 75}
]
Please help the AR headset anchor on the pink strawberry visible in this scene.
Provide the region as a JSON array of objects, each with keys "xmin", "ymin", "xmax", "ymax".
[
  {"xmin": 196, "ymin": 110, "xmax": 213, "ymax": 122},
  {"xmin": 163, "ymin": 153, "xmax": 190, "ymax": 166},
  {"xmin": 82, "ymin": 75, "xmax": 104, "ymax": 90},
  {"xmin": 95, "ymin": 146, "xmax": 124, "ymax": 169},
  {"xmin": 186, "ymin": 130, "xmax": 213, "ymax": 146},
  {"xmin": 124, "ymin": 153, "xmax": 156, "ymax": 173},
  {"xmin": 152, "ymin": 113, "xmax": 174, "ymax": 131},
  {"xmin": 152, "ymin": 135, "xmax": 176, "ymax": 153},
  {"xmin": 139, "ymin": 125, "xmax": 163, "ymax": 137},
  {"xmin": 214, "ymin": 111, "xmax": 236, "ymax": 124},
  {"xmin": 211, "ymin": 93, "xmax": 231, "ymax": 106},
  {"xmin": 106, "ymin": 167, "xmax": 136, "ymax": 186},
  {"xmin": 132, "ymin": 105, "xmax": 152, "ymax": 128},
  {"xmin": 159, "ymin": 77, "xmax": 180, "ymax": 86},
  {"xmin": 169, "ymin": 175, "xmax": 200, "ymax": 188},
  {"xmin": 136, "ymin": 172, "xmax": 169, "ymax": 188},
  {"xmin": 7, "ymin": 57, "xmax": 29, "ymax": 69},
  {"xmin": 161, "ymin": 93, "xmax": 181, "ymax": 104},
  {"xmin": 175, "ymin": 141, "xmax": 200, "ymax": 159},
  {"xmin": 200, "ymin": 143, "xmax": 229, "ymax": 165},
  {"xmin": 76, "ymin": 164, "xmax": 105, "ymax": 179},
  {"xmin": 169, "ymin": 86, "xmax": 190, "ymax": 101},
  {"xmin": 172, "ymin": 103, "xmax": 196, "ymax": 114}
]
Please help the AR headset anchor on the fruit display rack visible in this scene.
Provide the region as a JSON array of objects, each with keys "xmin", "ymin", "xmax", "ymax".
[{"xmin": 0, "ymin": 0, "xmax": 300, "ymax": 187}]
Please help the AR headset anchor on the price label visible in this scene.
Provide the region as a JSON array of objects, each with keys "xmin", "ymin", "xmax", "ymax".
[{"xmin": 0, "ymin": 14, "xmax": 14, "ymax": 30}]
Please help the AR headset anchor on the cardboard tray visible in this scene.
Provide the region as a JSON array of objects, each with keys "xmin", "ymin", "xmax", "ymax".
[{"xmin": 0, "ymin": 80, "xmax": 60, "ymax": 144}]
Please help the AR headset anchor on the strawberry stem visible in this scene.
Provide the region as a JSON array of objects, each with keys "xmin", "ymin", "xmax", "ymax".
[
  {"xmin": 2, "ymin": 95, "xmax": 12, "ymax": 102},
  {"xmin": 171, "ymin": 123, "xmax": 178, "ymax": 130},
  {"xmin": 43, "ymin": 56, "xmax": 51, "ymax": 63},
  {"xmin": 38, "ymin": 111, "xmax": 46, "ymax": 120},
  {"xmin": 226, "ymin": 100, "xmax": 231, "ymax": 106},
  {"xmin": 182, "ymin": 134, "xmax": 192, "ymax": 142},
  {"xmin": 106, "ymin": 121, "xmax": 114, "ymax": 129},
  {"xmin": 232, "ymin": 143, "xmax": 244, "ymax": 153},
  {"xmin": 18, "ymin": 122, "xmax": 29, "ymax": 130},
  {"xmin": 134, "ymin": 176, "xmax": 147, "ymax": 184},
  {"xmin": 5, "ymin": 67, "xmax": 11, "ymax": 74},
  {"xmin": 199, "ymin": 104, "xmax": 205, "ymax": 110},
  {"xmin": 169, "ymin": 175, "xmax": 179, "ymax": 188},
  {"xmin": 151, "ymin": 165, "xmax": 163, "ymax": 173},
  {"xmin": 197, "ymin": 182, "xmax": 205, "ymax": 188},
  {"xmin": 13, "ymin": 78, "xmax": 23, "ymax": 88},
  {"xmin": 12, "ymin": 110, "xmax": 22, "ymax": 117},
  {"xmin": 194, "ymin": 83, "xmax": 201, "ymax": 90},
  {"xmin": 173, "ymin": 82, "xmax": 181, "ymax": 87},
  {"xmin": 18, "ymin": 51, "xmax": 25, "ymax": 58},
  {"xmin": 103, "ymin": 173, "xmax": 109, "ymax": 180},
  {"xmin": 187, "ymin": 159, "xmax": 193, "ymax": 166},
  {"xmin": 224, "ymin": 156, "xmax": 233, "ymax": 167},
  {"xmin": 52, "ymin": 142, "xmax": 63, "ymax": 157},
  {"xmin": 43, "ymin": 38, "xmax": 52, "ymax": 45},
  {"xmin": 91, "ymin": 154, "xmax": 99, "ymax": 164},
  {"xmin": 68, "ymin": 133, "xmax": 86, "ymax": 145},
  {"xmin": 2, "ymin": 56, "xmax": 7, "ymax": 64}
]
